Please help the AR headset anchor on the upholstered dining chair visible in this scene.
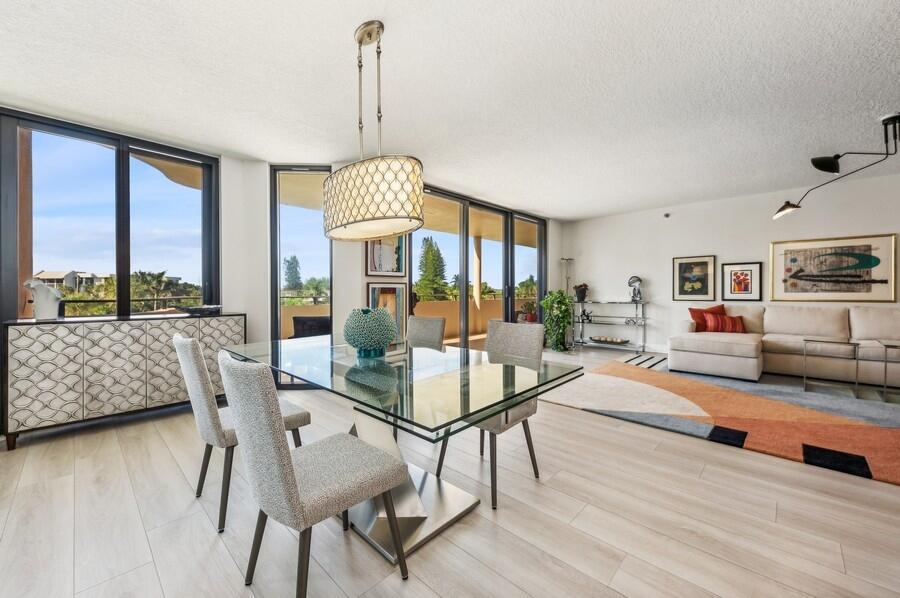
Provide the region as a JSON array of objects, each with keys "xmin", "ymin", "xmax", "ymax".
[
  {"xmin": 434, "ymin": 320, "xmax": 545, "ymax": 509},
  {"xmin": 407, "ymin": 315, "xmax": 446, "ymax": 350},
  {"xmin": 217, "ymin": 351, "xmax": 410, "ymax": 598},
  {"xmin": 172, "ymin": 334, "xmax": 311, "ymax": 532}
]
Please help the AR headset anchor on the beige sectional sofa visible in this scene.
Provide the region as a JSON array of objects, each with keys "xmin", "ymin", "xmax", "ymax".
[{"xmin": 668, "ymin": 304, "xmax": 900, "ymax": 386}]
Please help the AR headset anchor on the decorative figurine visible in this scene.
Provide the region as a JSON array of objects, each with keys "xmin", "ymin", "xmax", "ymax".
[
  {"xmin": 627, "ymin": 276, "xmax": 643, "ymax": 302},
  {"xmin": 23, "ymin": 279, "xmax": 62, "ymax": 320}
]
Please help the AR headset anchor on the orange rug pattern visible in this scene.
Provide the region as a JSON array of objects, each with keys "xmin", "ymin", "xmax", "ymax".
[{"xmin": 593, "ymin": 361, "xmax": 900, "ymax": 484}]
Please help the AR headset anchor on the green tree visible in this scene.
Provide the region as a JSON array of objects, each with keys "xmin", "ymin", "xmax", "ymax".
[
  {"xmin": 415, "ymin": 237, "xmax": 450, "ymax": 301},
  {"xmin": 283, "ymin": 255, "xmax": 302, "ymax": 291},
  {"xmin": 516, "ymin": 274, "xmax": 537, "ymax": 299},
  {"xmin": 131, "ymin": 271, "xmax": 169, "ymax": 311},
  {"xmin": 303, "ymin": 277, "xmax": 331, "ymax": 304}
]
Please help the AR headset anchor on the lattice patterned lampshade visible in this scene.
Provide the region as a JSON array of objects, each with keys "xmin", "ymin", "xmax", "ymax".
[{"xmin": 323, "ymin": 155, "xmax": 424, "ymax": 240}]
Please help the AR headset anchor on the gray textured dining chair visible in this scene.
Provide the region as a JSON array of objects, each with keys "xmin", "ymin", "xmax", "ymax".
[
  {"xmin": 434, "ymin": 320, "xmax": 545, "ymax": 509},
  {"xmin": 407, "ymin": 315, "xmax": 446, "ymax": 350},
  {"xmin": 217, "ymin": 351, "xmax": 410, "ymax": 598},
  {"xmin": 173, "ymin": 334, "xmax": 311, "ymax": 532}
]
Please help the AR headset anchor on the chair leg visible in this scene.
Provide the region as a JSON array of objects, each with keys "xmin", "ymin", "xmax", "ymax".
[
  {"xmin": 245, "ymin": 510, "xmax": 268, "ymax": 585},
  {"xmin": 479, "ymin": 429, "xmax": 485, "ymax": 456},
  {"xmin": 291, "ymin": 428, "xmax": 302, "ymax": 448},
  {"xmin": 489, "ymin": 432, "xmax": 498, "ymax": 509},
  {"xmin": 342, "ymin": 510, "xmax": 350, "ymax": 531},
  {"xmin": 382, "ymin": 490, "xmax": 409, "ymax": 580},
  {"xmin": 522, "ymin": 420, "xmax": 540, "ymax": 479},
  {"xmin": 196, "ymin": 444, "xmax": 213, "ymax": 497},
  {"xmin": 296, "ymin": 527, "xmax": 312, "ymax": 598},
  {"xmin": 218, "ymin": 446, "xmax": 234, "ymax": 532},
  {"xmin": 435, "ymin": 436, "xmax": 449, "ymax": 478}
]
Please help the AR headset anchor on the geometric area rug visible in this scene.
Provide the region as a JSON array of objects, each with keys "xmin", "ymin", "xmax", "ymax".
[{"xmin": 541, "ymin": 361, "xmax": 900, "ymax": 485}]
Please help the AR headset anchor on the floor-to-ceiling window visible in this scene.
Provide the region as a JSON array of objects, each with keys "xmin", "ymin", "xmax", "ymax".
[
  {"xmin": 271, "ymin": 167, "xmax": 331, "ymax": 341},
  {"xmin": 467, "ymin": 206, "xmax": 506, "ymax": 350},
  {"xmin": 410, "ymin": 192, "xmax": 462, "ymax": 343},
  {"xmin": 1, "ymin": 110, "xmax": 219, "ymax": 321}
]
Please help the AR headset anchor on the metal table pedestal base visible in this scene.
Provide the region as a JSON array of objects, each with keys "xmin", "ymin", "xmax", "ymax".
[{"xmin": 346, "ymin": 464, "xmax": 480, "ymax": 564}]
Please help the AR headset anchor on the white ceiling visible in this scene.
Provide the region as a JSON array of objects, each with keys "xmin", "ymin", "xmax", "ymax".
[{"xmin": 1, "ymin": 1, "xmax": 898, "ymax": 220}]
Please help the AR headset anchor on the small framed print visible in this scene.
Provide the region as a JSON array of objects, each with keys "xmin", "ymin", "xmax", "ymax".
[
  {"xmin": 367, "ymin": 282, "xmax": 407, "ymax": 342},
  {"xmin": 366, "ymin": 236, "xmax": 406, "ymax": 277},
  {"xmin": 721, "ymin": 262, "xmax": 762, "ymax": 301},
  {"xmin": 673, "ymin": 255, "xmax": 716, "ymax": 301}
]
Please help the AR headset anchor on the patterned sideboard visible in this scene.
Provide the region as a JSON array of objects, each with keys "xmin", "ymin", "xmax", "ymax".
[{"xmin": 2, "ymin": 314, "xmax": 245, "ymax": 448}]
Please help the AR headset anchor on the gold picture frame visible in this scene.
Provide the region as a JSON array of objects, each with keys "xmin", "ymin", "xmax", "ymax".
[{"xmin": 769, "ymin": 233, "xmax": 896, "ymax": 302}]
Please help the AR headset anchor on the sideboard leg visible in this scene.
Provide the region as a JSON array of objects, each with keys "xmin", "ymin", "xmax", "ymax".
[{"xmin": 5, "ymin": 433, "xmax": 18, "ymax": 451}]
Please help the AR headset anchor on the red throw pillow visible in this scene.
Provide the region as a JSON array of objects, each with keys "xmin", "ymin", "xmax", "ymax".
[
  {"xmin": 703, "ymin": 313, "xmax": 746, "ymax": 333},
  {"xmin": 688, "ymin": 304, "xmax": 726, "ymax": 332}
]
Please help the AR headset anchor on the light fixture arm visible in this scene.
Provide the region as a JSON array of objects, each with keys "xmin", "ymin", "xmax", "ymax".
[{"xmin": 796, "ymin": 119, "xmax": 898, "ymax": 208}]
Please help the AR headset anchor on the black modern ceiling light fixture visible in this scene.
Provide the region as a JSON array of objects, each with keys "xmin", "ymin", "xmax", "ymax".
[{"xmin": 773, "ymin": 112, "xmax": 899, "ymax": 220}]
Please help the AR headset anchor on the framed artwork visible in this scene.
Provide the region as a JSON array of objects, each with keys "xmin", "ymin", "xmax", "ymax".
[
  {"xmin": 672, "ymin": 255, "xmax": 716, "ymax": 301},
  {"xmin": 367, "ymin": 282, "xmax": 407, "ymax": 342},
  {"xmin": 770, "ymin": 234, "xmax": 896, "ymax": 302},
  {"xmin": 366, "ymin": 236, "xmax": 406, "ymax": 277},
  {"xmin": 721, "ymin": 262, "xmax": 762, "ymax": 301}
]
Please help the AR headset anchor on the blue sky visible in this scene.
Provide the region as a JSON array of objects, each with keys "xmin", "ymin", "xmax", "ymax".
[
  {"xmin": 280, "ymin": 205, "xmax": 331, "ymax": 281},
  {"xmin": 32, "ymin": 130, "xmax": 536, "ymax": 290},
  {"xmin": 32, "ymin": 130, "xmax": 203, "ymax": 284}
]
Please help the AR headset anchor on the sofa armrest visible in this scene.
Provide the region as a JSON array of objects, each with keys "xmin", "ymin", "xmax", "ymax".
[{"xmin": 674, "ymin": 320, "xmax": 696, "ymax": 334}]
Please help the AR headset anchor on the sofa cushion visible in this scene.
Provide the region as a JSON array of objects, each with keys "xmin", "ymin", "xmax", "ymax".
[
  {"xmin": 704, "ymin": 313, "xmax": 746, "ymax": 333},
  {"xmin": 761, "ymin": 333, "xmax": 857, "ymax": 358},
  {"xmin": 763, "ymin": 305, "xmax": 849, "ymax": 339},
  {"xmin": 855, "ymin": 339, "xmax": 900, "ymax": 362},
  {"xmin": 725, "ymin": 305, "xmax": 765, "ymax": 334},
  {"xmin": 669, "ymin": 332, "xmax": 761, "ymax": 358},
  {"xmin": 689, "ymin": 304, "xmax": 725, "ymax": 332},
  {"xmin": 850, "ymin": 306, "xmax": 900, "ymax": 341}
]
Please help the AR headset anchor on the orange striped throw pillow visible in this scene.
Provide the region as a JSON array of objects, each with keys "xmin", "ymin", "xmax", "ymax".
[{"xmin": 703, "ymin": 313, "xmax": 746, "ymax": 333}]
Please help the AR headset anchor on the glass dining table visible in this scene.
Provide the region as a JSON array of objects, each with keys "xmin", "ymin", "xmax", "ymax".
[{"xmin": 224, "ymin": 336, "xmax": 583, "ymax": 563}]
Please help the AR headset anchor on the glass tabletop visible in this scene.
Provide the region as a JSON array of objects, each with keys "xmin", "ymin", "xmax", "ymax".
[{"xmin": 223, "ymin": 337, "xmax": 583, "ymax": 442}]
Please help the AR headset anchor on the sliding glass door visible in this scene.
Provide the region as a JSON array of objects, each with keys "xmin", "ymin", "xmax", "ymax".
[
  {"xmin": 467, "ymin": 206, "xmax": 506, "ymax": 350},
  {"xmin": 411, "ymin": 192, "xmax": 462, "ymax": 344},
  {"xmin": 513, "ymin": 217, "xmax": 540, "ymax": 321},
  {"xmin": 409, "ymin": 188, "xmax": 546, "ymax": 348}
]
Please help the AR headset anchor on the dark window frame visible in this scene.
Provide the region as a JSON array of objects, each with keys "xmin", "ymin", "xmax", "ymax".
[
  {"xmin": 412, "ymin": 184, "xmax": 548, "ymax": 348},
  {"xmin": 269, "ymin": 164, "xmax": 333, "ymax": 390},
  {"xmin": 0, "ymin": 107, "xmax": 220, "ymax": 321}
]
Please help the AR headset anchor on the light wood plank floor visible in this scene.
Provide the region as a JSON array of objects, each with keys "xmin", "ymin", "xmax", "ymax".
[{"xmin": 2, "ymin": 348, "xmax": 900, "ymax": 597}]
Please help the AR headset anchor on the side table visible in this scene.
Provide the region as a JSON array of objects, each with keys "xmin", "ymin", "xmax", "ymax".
[{"xmin": 803, "ymin": 339, "xmax": 860, "ymax": 398}]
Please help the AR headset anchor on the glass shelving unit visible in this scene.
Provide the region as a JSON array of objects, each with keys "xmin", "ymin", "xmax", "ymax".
[{"xmin": 572, "ymin": 300, "xmax": 647, "ymax": 353}]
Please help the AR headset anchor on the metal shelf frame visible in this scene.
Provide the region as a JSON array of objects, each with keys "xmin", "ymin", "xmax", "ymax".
[{"xmin": 573, "ymin": 300, "xmax": 647, "ymax": 353}]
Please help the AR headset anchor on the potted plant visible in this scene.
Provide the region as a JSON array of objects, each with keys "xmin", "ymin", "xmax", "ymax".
[
  {"xmin": 522, "ymin": 301, "xmax": 538, "ymax": 322},
  {"xmin": 573, "ymin": 283, "xmax": 589, "ymax": 303},
  {"xmin": 540, "ymin": 290, "xmax": 574, "ymax": 351}
]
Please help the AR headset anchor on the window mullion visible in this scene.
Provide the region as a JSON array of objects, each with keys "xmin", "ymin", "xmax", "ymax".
[{"xmin": 115, "ymin": 140, "xmax": 131, "ymax": 316}]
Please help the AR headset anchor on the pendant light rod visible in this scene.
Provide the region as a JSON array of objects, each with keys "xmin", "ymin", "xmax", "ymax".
[
  {"xmin": 357, "ymin": 43, "xmax": 364, "ymax": 161},
  {"xmin": 376, "ymin": 34, "xmax": 383, "ymax": 156}
]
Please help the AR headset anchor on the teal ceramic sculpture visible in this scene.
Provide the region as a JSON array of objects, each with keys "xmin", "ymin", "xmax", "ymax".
[{"xmin": 343, "ymin": 308, "xmax": 398, "ymax": 358}]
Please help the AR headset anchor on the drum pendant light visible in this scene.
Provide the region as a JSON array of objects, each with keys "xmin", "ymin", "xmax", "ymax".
[{"xmin": 323, "ymin": 20, "xmax": 424, "ymax": 241}]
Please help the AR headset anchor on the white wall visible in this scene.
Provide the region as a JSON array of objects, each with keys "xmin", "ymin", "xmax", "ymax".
[
  {"xmin": 562, "ymin": 172, "xmax": 900, "ymax": 352},
  {"xmin": 219, "ymin": 157, "xmax": 271, "ymax": 343}
]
